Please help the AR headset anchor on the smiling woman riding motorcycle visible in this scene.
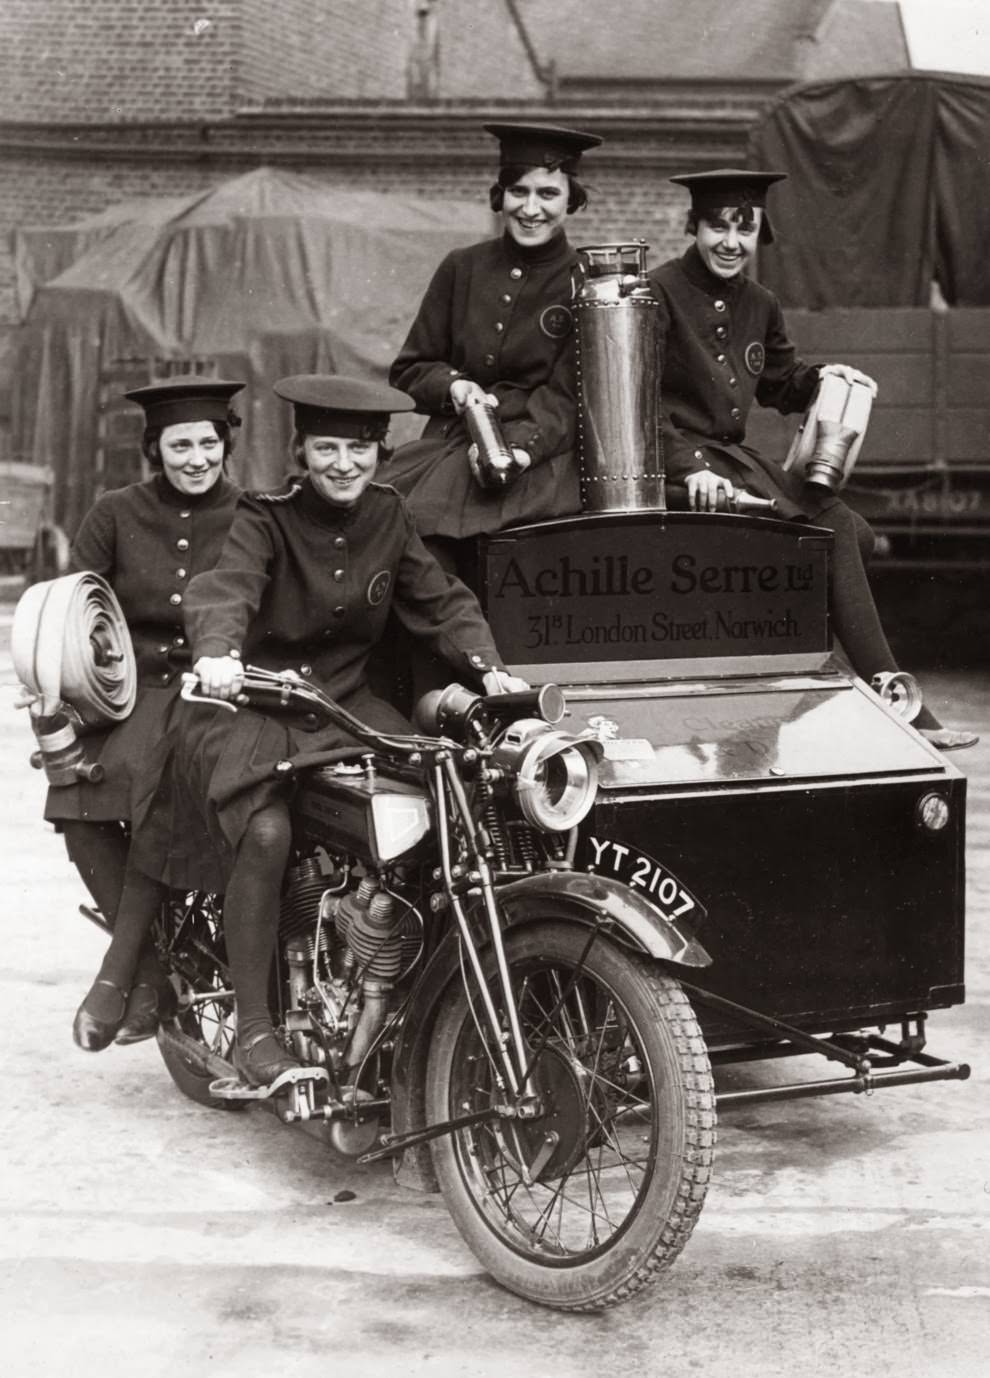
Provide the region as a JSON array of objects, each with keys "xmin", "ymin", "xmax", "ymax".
[
  {"xmin": 60, "ymin": 377, "xmax": 244, "ymax": 1050},
  {"xmin": 108, "ymin": 374, "xmax": 526, "ymax": 1089},
  {"xmin": 386, "ymin": 121, "xmax": 601, "ymax": 581}
]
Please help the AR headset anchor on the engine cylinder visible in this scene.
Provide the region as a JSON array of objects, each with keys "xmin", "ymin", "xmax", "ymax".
[
  {"xmin": 279, "ymin": 856, "xmax": 331, "ymax": 944},
  {"xmin": 575, "ymin": 242, "xmax": 665, "ymax": 514},
  {"xmin": 336, "ymin": 879, "xmax": 404, "ymax": 981}
]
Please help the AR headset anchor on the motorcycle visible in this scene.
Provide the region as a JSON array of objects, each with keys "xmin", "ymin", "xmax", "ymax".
[{"xmin": 154, "ymin": 664, "xmax": 716, "ymax": 1312}]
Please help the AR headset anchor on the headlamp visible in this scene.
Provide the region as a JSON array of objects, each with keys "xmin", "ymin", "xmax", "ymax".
[
  {"xmin": 490, "ymin": 719, "xmax": 602, "ymax": 831},
  {"xmin": 870, "ymin": 671, "xmax": 923, "ymax": 723}
]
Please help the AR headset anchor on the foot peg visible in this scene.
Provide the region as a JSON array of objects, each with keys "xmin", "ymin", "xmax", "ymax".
[{"xmin": 209, "ymin": 1065, "xmax": 330, "ymax": 1122}]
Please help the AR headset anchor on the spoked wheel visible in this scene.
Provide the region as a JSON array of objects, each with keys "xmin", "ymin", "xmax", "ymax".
[
  {"xmin": 426, "ymin": 922, "xmax": 715, "ymax": 1311},
  {"xmin": 155, "ymin": 891, "xmax": 242, "ymax": 1111}
]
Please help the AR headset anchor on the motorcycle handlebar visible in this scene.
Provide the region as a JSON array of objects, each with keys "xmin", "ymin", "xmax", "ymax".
[{"xmin": 181, "ymin": 669, "xmax": 573, "ymax": 760}]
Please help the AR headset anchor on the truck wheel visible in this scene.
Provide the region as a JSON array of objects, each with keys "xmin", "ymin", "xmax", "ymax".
[{"xmin": 425, "ymin": 921, "xmax": 715, "ymax": 1310}]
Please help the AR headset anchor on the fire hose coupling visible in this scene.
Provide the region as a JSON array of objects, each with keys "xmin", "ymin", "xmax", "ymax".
[
  {"xmin": 27, "ymin": 710, "xmax": 105, "ymax": 786},
  {"xmin": 12, "ymin": 572, "xmax": 137, "ymax": 786}
]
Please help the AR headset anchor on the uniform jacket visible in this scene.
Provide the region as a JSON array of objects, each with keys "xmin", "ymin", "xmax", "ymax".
[
  {"xmin": 184, "ymin": 476, "xmax": 506, "ymax": 699},
  {"xmin": 386, "ymin": 231, "xmax": 582, "ymax": 538},
  {"xmin": 649, "ymin": 246, "xmax": 823, "ymax": 517},
  {"xmin": 70, "ymin": 473, "xmax": 240, "ymax": 688}
]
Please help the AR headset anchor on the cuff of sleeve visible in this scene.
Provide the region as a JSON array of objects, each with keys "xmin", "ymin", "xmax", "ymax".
[
  {"xmin": 502, "ymin": 426, "xmax": 540, "ymax": 460},
  {"xmin": 466, "ymin": 649, "xmax": 505, "ymax": 675},
  {"xmin": 197, "ymin": 639, "xmax": 239, "ymax": 659}
]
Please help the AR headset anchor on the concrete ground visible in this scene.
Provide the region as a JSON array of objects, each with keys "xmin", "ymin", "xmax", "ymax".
[{"xmin": 1, "ymin": 602, "xmax": 988, "ymax": 1378}]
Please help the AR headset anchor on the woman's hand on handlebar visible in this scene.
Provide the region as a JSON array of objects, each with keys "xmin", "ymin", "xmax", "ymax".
[
  {"xmin": 193, "ymin": 654, "xmax": 244, "ymax": 701},
  {"xmin": 685, "ymin": 469, "xmax": 734, "ymax": 512},
  {"xmin": 450, "ymin": 379, "xmax": 499, "ymax": 414},
  {"xmin": 482, "ymin": 669, "xmax": 530, "ymax": 695}
]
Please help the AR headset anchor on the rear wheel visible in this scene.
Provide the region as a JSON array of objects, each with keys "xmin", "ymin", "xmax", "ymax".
[
  {"xmin": 155, "ymin": 891, "xmax": 242, "ymax": 1111},
  {"xmin": 425, "ymin": 921, "xmax": 715, "ymax": 1310}
]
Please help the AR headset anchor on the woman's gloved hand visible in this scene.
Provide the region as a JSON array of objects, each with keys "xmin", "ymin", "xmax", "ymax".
[
  {"xmin": 193, "ymin": 654, "xmax": 244, "ymax": 701},
  {"xmin": 482, "ymin": 669, "xmax": 530, "ymax": 695},
  {"xmin": 685, "ymin": 469, "xmax": 734, "ymax": 512},
  {"xmin": 820, "ymin": 363, "xmax": 877, "ymax": 391},
  {"xmin": 450, "ymin": 378, "xmax": 498, "ymax": 413}
]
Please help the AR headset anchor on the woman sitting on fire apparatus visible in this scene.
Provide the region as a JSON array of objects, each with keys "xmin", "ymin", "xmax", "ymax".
[
  {"xmin": 648, "ymin": 168, "xmax": 977, "ymax": 752},
  {"xmin": 386, "ymin": 121, "xmax": 601, "ymax": 583}
]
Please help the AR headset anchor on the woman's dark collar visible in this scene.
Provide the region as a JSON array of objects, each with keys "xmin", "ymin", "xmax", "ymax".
[
  {"xmin": 153, "ymin": 471, "xmax": 234, "ymax": 509},
  {"xmin": 502, "ymin": 228, "xmax": 572, "ymax": 268},
  {"xmin": 298, "ymin": 475, "xmax": 362, "ymax": 526},
  {"xmin": 680, "ymin": 243, "xmax": 745, "ymax": 297}
]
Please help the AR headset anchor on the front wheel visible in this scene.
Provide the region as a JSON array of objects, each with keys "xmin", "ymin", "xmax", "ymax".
[{"xmin": 426, "ymin": 922, "xmax": 715, "ymax": 1311}]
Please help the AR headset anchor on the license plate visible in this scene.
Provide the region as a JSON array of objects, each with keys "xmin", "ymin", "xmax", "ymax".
[{"xmin": 577, "ymin": 835, "xmax": 706, "ymax": 924}]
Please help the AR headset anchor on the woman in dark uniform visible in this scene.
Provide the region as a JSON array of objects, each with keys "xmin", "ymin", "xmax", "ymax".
[
  {"xmin": 107, "ymin": 375, "xmax": 526, "ymax": 1089},
  {"xmin": 649, "ymin": 169, "xmax": 976, "ymax": 751},
  {"xmin": 61, "ymin": 377, "xmax": 244, "ymax": 1049},
  {"xmin": 387, "ymin": 121, "xmax": 601, "ymax": 579}
]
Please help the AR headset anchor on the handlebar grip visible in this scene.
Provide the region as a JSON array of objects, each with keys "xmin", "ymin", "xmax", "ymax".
[{"xmin": 480, "ymin": 684, "xmax": 566, "ymax": 725}]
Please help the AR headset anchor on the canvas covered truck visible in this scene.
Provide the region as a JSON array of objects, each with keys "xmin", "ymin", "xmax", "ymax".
[{"xmin": 748, "ymin": 71, "xmax": 990, "ymax": 569}]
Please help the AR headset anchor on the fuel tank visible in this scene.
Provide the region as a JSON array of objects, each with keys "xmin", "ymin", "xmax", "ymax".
[{"xmin": 293, "ymin": 761, "xmax": 432, "ymax": 866}]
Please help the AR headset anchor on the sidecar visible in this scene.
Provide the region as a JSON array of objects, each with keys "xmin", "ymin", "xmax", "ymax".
[{"xmin": 478, "ymin": 506, "xmax": 970, "ymax": 1103}]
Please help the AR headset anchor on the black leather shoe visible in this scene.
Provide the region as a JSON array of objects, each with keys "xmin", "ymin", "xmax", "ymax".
[
  {"xmin": 73, "ymin": 979, "xmax": 128, "ymax": 1051},
  {"xmin": 234, "ymin": 1028, "xmax": 301, "ymax": 1088},
  {"xmin": 115, "ymin": 981, "xmax": 178, "ymax": 1046},
  {"xmin": 920, "ymin": 727, "xmax": 980, "ymax": 752}
]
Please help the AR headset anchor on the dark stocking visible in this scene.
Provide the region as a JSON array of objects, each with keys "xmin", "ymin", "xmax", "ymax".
[
  {"xmin": 80, "ymin": 864, "xmax": 167, "ymax": 1022},
  {"xmin": 62, "ymin": 820, "xmax": 130, "ymax": 927},
  {"xmin": 816, "ymin": 503, "xmax": 941, "ymax": 729},
  {"xmin": 224, "ymin": 803, "xmax": 292, "ymax": 1048}
]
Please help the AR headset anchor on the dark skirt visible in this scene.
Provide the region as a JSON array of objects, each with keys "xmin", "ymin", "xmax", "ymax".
[
  {"xmin": 387, "ymin": 417, "xmax": 580, "ymax": 539},
  {"xmin": 702, "ymin": 442, "xmax": 836, "ymax": 522},
  {"xmin": 43, "ymin": 683, "xmax": 181, "ymax": 826},
  {"xmin": 131, "ymin": 685, "xmax": 412, "ymax": 893}
]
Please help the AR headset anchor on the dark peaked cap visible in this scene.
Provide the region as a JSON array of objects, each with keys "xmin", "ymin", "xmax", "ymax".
[
  {"xmin": 273, "ymin": 374, "xmax": 415, "ymax": 441},
  {"xmin": 483, "ymin": 122, "xmax": 603, "ymax": 169},
  {"xmin": 670, "ymin": 169, "xmax": 787, "ymax": 243},
  {"xmin": 124, "ymin": 376, "xmax": 245, "ymax": 428}
]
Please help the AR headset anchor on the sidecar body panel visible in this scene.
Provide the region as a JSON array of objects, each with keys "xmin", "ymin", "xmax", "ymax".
[{"xmin": 478, "ymin": 511, "xmax": 966, "ymax": 1047}]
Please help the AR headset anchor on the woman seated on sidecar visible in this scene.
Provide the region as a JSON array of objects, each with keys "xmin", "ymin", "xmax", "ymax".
[
  {"xmin": 649, "ymin": 167, "xmax": 976, "ymax": 751},
  {"xmin": 386, "ymin": 119, "xmax": 601, "ymax": 582}
]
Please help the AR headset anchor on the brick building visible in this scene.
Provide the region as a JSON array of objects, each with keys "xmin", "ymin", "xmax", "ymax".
[{"xmin": 0, "ymin": 0, "xmax": 908, "ymax": 471}]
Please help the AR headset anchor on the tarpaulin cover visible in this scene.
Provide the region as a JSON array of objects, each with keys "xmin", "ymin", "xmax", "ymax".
[
  {"xmin": 12, "ymin": 167, "xmax": 491, "ymax": 536},
  {"xmin": 748, "ymin": 72, "xmax": 990, "ymax": 308}
]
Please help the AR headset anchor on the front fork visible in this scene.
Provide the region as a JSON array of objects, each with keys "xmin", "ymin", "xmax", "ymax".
[{"xmin": 431, "ymin": 755, "xmax": 541, "ymax": 1119}]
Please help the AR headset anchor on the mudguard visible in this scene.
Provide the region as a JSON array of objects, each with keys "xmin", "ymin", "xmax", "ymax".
[
  {"xmin": 495, "ymin": 869, "xmax": 711, "ymax": 968},
  {"xmin": 387, "ymin": 868, "xmax": 710, "ymax": 1192}
]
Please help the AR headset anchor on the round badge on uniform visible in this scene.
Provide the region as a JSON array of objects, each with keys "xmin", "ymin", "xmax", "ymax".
[
  {"xmin": 540, "ymin": 305, "xmax": 573, "ymax": 339},
  {"xmin": 367, "ymin": 570, "xmax": 391, "ymax": 607},
  {"xmin": 744, "ymin": 342, "xmax": 766, "ymax": 375}
]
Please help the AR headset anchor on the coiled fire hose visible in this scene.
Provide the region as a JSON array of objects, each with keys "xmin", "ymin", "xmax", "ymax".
[{"xmin": 11, "ymin": 572, "xmax": 137, "ymax": 786}]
